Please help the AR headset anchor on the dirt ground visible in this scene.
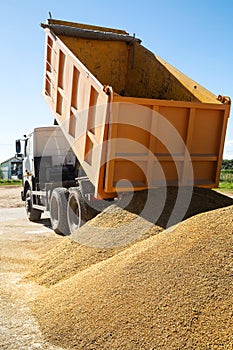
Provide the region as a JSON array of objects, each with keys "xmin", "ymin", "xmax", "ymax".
[
  {"xmin": 0, "ymin": 186, "xmax": 64, "ymax": 349},
  {"xmin": 0, "ymin": 185, "xmax": 24, "ymax": 208},
  {"xmin": 0, "ymin": 186, "xmax": 232, "ymax": 349}
]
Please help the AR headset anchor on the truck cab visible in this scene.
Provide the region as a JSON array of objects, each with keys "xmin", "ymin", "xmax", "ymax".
[{"xmin": 16, "ymin": 126, "xmax": 77, "ymax": 221}]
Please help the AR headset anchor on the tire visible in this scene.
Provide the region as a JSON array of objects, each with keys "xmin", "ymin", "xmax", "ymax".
[
  {"xmin": 67, "ymin": 187, "xmax": 97, "ymax": 233},
  {"xmin": 50, "ymin": 187, "xmax": 70, "ymax": 235},
  {"xmin": 25, "ymin": 189, "xmax": 42, "ymax": 221}
]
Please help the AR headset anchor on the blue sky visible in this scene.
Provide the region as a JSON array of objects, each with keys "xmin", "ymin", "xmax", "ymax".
[{"xmin": 0, "ymin": 0, "xmax": 232, "ymax": 162}]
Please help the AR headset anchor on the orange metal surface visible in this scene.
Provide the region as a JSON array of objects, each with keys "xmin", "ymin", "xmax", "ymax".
[
  {"xmin": 42, "ymin": 20, "xmax": 230, "ymax": 198},
  {"xmin": 104, "ymin": 97, "xmax": 229, "ymax": 195}
]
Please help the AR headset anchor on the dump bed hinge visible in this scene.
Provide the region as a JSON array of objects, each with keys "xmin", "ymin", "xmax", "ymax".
[{"xmin": 217, "ymin": 95, "xmax": 231, "ymax": 105}]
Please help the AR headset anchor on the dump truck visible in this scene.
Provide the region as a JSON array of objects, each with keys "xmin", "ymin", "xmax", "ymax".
[{"xmin": 16, "ymin": 19, "xmax": 231, "ymax": 235}]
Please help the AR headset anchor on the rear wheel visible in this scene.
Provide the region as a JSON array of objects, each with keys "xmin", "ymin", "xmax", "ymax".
[
  {"xmin": 67, "ymin": 187, "xmax": 97, "ymax": 233},
  {"xmin": 50, "ymin": 187, "xmax": 70, "ymax": 235},
  {"xmin": 25, "ymin": 189, "xmax": 42, "ymax": 221}
]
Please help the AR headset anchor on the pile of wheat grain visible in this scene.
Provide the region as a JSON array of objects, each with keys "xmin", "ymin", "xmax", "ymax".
[
  {"xmin": 25, "ymin": 187, "xmax": 232, "ymax": 287},
  {"xmin": 28, "ymin": 188, "xmax": 233, "ymax": 349},
  {"xmin": 25, "ymin": 205, "xmax": 162, "ymax": 286}
]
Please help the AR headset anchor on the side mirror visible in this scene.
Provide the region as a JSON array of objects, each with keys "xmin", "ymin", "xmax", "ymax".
[
  {"xmin": 16, "ymin": 140, "xmax": 21, "ymax": 154},
  {"xmin": 15, "ymin": 140, "xmax": 23, "ymax": 158}
]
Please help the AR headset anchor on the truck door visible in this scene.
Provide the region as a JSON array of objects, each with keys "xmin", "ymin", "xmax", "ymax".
[{"xmin": 23, "ymin": 133, "xmax": 34, "ymax": 183}]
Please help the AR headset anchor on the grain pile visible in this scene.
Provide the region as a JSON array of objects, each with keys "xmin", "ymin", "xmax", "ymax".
[
  {"xmin": 24, "ymin": 206, "xmax": 162, "ymax": 286},
  {"xmin": 27, "ymin": 188, "xmax": 233, "ymax": 349},
  {"xmin": 25, "ymin": 187, "xmax": 232, "ymax": 286},
  {"xmin": 31, "ymin": 205, "xmax": 233, "ymax": 349}
]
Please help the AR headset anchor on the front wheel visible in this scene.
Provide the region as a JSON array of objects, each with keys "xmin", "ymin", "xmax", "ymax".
[{"xmin": 25, "ymin": 189, "xmax": 42, "ymax": 221}]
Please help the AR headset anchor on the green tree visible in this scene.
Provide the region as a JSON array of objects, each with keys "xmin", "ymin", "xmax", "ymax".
[{"xmin": 222, "ymin": 159, "xmax": 233, "ymax": 170}]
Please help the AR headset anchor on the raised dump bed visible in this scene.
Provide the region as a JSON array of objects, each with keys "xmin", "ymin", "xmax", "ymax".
[{"xmin": 41, "ymin": 19, "xmax": 231, "ymax": 198}]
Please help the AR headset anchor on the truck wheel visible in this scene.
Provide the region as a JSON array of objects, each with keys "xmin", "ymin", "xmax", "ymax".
[
  {"xmin": 25, "ymin": 189, "xmax": 42, "ymax": 221},
  {"xmin": 67, "ymin": 187, "xmax": 97, "ymax": 233},
  {"xmin": 50, "ymin": 187, "xmax": 70, "ymax": 235}
]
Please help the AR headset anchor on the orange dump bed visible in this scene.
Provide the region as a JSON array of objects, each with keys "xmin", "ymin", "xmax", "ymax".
[{"xmin": 42, "ymin": 19, "xmax": 231, "ymax": 198}]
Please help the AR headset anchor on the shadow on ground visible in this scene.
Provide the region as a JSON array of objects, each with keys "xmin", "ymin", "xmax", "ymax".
[{"xmin": 118, "ymin": 187, "xmax": 233, "ymax": 228}]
